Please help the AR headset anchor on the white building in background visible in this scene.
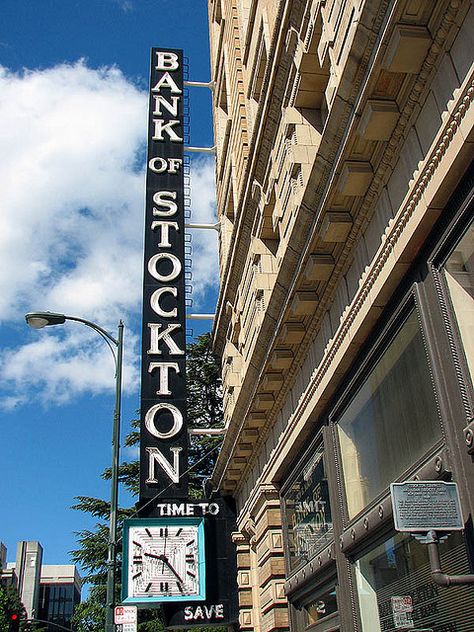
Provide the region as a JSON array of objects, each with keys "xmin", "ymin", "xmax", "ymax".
[{"xmin": 0, "ymin": 540, "xmax": 81, "ymax": 630}]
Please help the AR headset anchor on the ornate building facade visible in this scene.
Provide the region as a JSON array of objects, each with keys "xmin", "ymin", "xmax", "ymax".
[{"xmin": 208, "ymin": 1, "xmax": 474, "ymax": 630}]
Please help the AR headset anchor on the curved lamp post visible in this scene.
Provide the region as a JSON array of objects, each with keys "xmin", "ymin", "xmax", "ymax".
[{"xmin": 25, "ymin": 311, "xmax": 123, "ymax": 632}]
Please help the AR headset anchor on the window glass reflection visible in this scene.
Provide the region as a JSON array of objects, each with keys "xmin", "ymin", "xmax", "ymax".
[
  {"xmin": 337, "ymin": 310, "xmax": 441, "ymax": 518},
  {"xmin": 354, "ymin": 532, "xmax": 474, "ymax": 631},
  {"xmin": 443, "ymin": 221, "xmax": 474, "ymax": 389},
  {"xmin": 283, "ymin": 442, "xmax": 333, "ymax": 569},
  {"xmin": 38, "ymin": 582, "xmax": 80, "ymax": 628}
]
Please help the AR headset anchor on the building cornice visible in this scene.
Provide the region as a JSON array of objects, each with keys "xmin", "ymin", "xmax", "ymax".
[
  {"xmin": 211, "ymin": 0, "xmax": 394, "ymax": 490},
  {"xmin": 212, "ymin": 0, "xmax": 292, "ymax": 356}
]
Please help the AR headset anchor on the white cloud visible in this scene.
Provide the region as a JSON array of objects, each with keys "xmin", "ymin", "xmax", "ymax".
[
  {"xmin": 109, "ymin": 0, "xmax": 134, "ymax": 12},
  {"xmin": 0, "ymin": 61, "xmax": 219, "ymax": 408},
  {"xmin": 187, "ymin": 157, "xmax": 219, "ymax": 305}
]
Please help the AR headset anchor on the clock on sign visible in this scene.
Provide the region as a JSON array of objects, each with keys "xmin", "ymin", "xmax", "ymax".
[{"xmin": 122, "ymin": 518, "xmax": 206, "ymax": 604}]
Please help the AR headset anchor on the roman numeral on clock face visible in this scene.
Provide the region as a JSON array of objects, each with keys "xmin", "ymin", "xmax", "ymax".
[{"xmin": 160, "ymin": 582, "xmax": 169, "ymax": 592}]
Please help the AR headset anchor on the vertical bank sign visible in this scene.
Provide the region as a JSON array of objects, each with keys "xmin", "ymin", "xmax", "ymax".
[{"xmin": 140, "ymin": 49, "xmax": 188, "ymax": 502}]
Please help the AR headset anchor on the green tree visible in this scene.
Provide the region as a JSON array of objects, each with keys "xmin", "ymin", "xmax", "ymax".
[
  {"xmin": 71, "ymin": 333, "xmax": 223, "ymax": 631},
  {"xmin": 186, "ymin": 333, "xmax": 223, "ymax": 496},
  {"xmin": 0, "ymin": 584, "xmax": 25, "ymax": 632}
]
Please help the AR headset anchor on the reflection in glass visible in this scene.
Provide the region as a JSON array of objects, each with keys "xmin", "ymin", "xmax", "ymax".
[
  {"xmin": 38, "ymin": 582, "xmax": 81, "ymax": 629},
  {"xmin": 283, "ymin": 442, "xmax": 333, "ymax": 569},
  {"xmin": 337, "ymin": 310, "xmax": 441, "ymax": 518},
  {"xmin": 443, "ymin": 222, "xmax": 474, "ymax": 389},
  {"xmin": 354, "ymin": 532, "xmax": 474, "ymax": 631},
  {"xmin": 306, "ymin": 586, "xmax": 338, "ymax": 627}
]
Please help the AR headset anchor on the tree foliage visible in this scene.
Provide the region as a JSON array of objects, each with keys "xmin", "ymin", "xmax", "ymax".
[
  {"xmin": 0, "ymin": 584, "xmax": 26, "ymax": 631},
  {"xmin": 186, "ymin": 333, "xmax": 223, "ymax": 496},
  {"xmin": 71, "ymin": 333, "xmax": 223, "ymax": 631}
]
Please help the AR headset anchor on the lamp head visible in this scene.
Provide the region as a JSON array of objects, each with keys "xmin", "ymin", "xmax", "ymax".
[{"xmin": 25, "ymin": 311, "xmax": 67, "ymax": 329}]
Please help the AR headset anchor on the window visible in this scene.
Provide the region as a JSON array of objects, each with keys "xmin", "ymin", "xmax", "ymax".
[
  {"xmin": 290, "ymin": 582, "xmax": 339, "ymax": 632},
  {"xmin": 354, "ymin": 532, "xmax": 474, "ymax": 631},
  {"xmin": 282, "ymin": 440, "xmax": 333, "ymax": 570},
  {"xmin": 305, "ymin": 585, "xmax": 338, "ymax": 629},
  {"xmin": 443, "ymin": 220, "xmax": 474, "ymax": 390},
  {"xmin": 38, "ymin": 582, "xmax": 80, "ymax": 627},
  {"xmin": 337, "ymin": 309, "xmax": 441, "ymax": 519}
]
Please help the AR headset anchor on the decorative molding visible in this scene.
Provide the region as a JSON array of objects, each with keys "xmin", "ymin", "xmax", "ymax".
[
  {"xmin": 265, "ymin": 72, "xmax": 474, "ymax": 483},
  {"xmin": 220, "ymin": 8, "xmax": 473, "ymax": 493},
  {"xmin": 213, "ymin": 0, "xmax": 470, "ymax": 495}
]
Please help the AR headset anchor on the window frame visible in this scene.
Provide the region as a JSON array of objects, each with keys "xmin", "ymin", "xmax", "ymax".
[
  {"xmin": 429, "ymin": 193, "xmax": 474, "ymax": 418},
  {"xmin": 280, "ymin": 428, "xmax": 333, "ymax": 576},
  {"xmin": 329, "ymin": 293, "xmax": 445, "ymax": 525}
]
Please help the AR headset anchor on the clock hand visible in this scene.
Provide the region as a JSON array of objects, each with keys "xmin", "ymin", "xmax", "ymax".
[
  {"xmin": 143, "ymin": 553, "xmax": 184, "ymax": 583},
  {"xmin": 161, "ymin": 556, "xmax": 183, "ymax": 584},
  {"xmin": 162, "ymin": 529, "xmax": 167, "ymax": 574}
]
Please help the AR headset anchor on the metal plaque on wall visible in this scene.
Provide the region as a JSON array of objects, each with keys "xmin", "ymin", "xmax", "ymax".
[{"xmin": 391, "ymin": 481, "xmax": 463, "ymax": 532}]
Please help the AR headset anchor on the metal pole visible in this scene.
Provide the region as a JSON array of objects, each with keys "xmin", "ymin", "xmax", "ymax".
[
  {"xmin": 425, "ymin": 530, "xmax": 474, "ymax": 586},
  {"xmin": 24, "ymin": 311, "xmax": 124, "ymax": 630},
  {"xmin": 185, "ymin": 145, "xmax": 216, "ymax": 154},
  {"xmin": 105, "ymin": 320, "xmax": 124, "ymax": 632},
  {"xmin": 185, "ymin": 314, "xmax": 216, "ymax": 320}
]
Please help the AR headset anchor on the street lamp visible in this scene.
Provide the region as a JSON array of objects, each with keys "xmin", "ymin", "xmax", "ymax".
[{"xmin": 25, "ymin": 311, "xmax": 123, "ymax": 632}]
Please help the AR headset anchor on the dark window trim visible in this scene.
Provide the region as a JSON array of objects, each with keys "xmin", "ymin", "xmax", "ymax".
[
  {"xmin": 428, "ymin": 165, "xmax": 474, "ymax": 270},
  {"xmin": 280, "ymin": 428, "xmax": 325, "ymax": 497},
  {"xmin": 430, "ymin": 200, "xmax": 474, "ymax": 417}
]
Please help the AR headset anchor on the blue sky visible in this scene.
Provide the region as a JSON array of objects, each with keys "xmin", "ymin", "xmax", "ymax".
[{"xmin": 0, "ymin": 0, "xmax": 218, "ymax": 573}]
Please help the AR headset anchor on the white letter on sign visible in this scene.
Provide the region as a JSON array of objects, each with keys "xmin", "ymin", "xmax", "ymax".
[
  {"xmin": 145, "ymin": 403, "xmax": 183, "ymax": 439},
  {"xmin": 150, "ymin": 220, "xmax": 178, "ymax": 248},
  {"xmin": 152, "ymin": 118, "xmax": 183, "ymax": 143},
  {"xmin": 148, "ymin": 362, "xmax": 179, "ymax": 395},
  {"xmin": 155, "ymin": 51, "xmax": 179, "ymax": 71},
  {"xmin": 146, "ymin": 446, "xmax": 182, "ymax": 484},
  {"xmin": 148, "ymin": 323, "xmax": 184, "ymax": 355},
  {"xmin": 151, "ymin": 72, "xmax": 182, "ymax": 94},
  {"xmin": 152, "ymin": 191, "xmax": 178, "ymax": 215},
  {"xmin": 150, "ymin": 287, "xmax": 178, "ymax": 318},
  {"xmin": 148, "ymin": 252, "xmax": 181, "ymax": 282},
  {"xmin": 153, "ymin": 95, "xmax": 180, "ymax": 117}
]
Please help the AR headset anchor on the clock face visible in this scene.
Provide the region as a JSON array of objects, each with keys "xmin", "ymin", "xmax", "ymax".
[{"xmin": 123, "ymin": 519, "xmax": 206, "ymax": 603}]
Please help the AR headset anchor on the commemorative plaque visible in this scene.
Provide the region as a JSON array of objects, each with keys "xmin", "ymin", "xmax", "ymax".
[{"xmin": 391, "ymin": 481, "xmax": 463, "ymax": 532}]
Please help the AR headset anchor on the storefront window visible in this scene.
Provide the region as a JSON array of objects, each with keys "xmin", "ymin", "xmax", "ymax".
[
  {"xmin": 283, "ymin": 441, "xmax": 333, "ymax": 569},
  {"xmin": 290, "ymin": 583, "xmax": 339, "ymax": 632},
  {"xmin": 306, "ymin": 585, "xmax": 338, "ymax": 629},
  {"xmin": 337, "ymin": 310, "xmax": 441, "ymax": 518},
  {"xmin": 443, "ymin": 221, "xmax": 474, "ymax": 390},
  {"xmin": 354, "ymin": 532, "xmax": 474, "ymax": 631}
]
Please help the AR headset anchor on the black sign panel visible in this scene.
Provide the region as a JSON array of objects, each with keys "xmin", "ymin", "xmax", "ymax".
[
  {"xmin": 162, "ymin": 497, "xmax": 239, "ymax": 629},
  {"xmin": 140, "ymin": 49, "xmax": 188, "ymax": 502}
]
